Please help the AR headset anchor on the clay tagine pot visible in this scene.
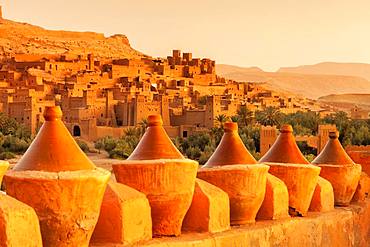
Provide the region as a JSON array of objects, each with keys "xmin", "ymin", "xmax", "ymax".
[
  {"xmin": 203, "ymin": 122, "xmax": 257, "ymax": 167},
  {"xmin": 259, "ymin": 124, "xmax": 321, "ymax": 216},
  {"xmin": 4, "ymin": 106, "xmax": 110, "ymax": 247},
  {"xmin": 312, "ymin": 131, "xmax": 362, "ymax": 206},
  {"xmin": 198, "ymin": 122, "xmax": 269, "ymax": 224},
  {"xmin": 259, "ymin": 124, "xmax": 309, "ymax": 164},
  {"xmin": 113, "ymin": 115, "xmax": 198, "ymax": 237}
]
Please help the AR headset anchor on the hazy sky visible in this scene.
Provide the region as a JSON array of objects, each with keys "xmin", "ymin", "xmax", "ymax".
[{"xmin": 1, "ymin": 0, "xmax": 370, "ymax": 71}]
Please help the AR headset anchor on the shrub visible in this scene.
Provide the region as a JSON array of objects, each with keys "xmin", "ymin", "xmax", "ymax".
[
  {"xmin": 76, "ymin": 139, "xmax": 90, "ymax": 153},
  {"xmin": 0, "ymin": 151, "xmax": 16, "ymax": 160},
  {"xmin": 2, "ymin": 135, "xmax": 30, "ymax": 153}
]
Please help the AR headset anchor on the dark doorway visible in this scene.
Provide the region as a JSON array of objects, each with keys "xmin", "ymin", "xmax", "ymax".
[
  {"xmin": 73, "ymin": 125, "xmax": 81, "ymax": 136},
  {"xmin": 183, "ymin": 131, "xmax": 188, "ymax": 138}
]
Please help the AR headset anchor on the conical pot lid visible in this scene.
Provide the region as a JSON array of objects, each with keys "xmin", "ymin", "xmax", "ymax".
[
  {"xmin": 259, "ymin": 124, "xmax": 309, "ymax": 164},
  {"xmin": 128, "ymin": 115, "xmax": 184, "ymax": 160},
  {"xmin": 203, "ymin": 122, "xmax": 257, "ymax": 168},
  {"xmin": 312, "ymin": 131, "xmax": 355, "ymax": 165},
  {"xmin": 13, "ymin": 106, "xmax": 95, "ymax": 172}
]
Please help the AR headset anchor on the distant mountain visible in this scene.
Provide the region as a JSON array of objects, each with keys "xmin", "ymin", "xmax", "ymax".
[
  {"xmin": 278, "ymin": 62, "xmax": 370, "ymax": 81},
  {"xmin": 216, "ymin": 64, "xmax": 370, "ymax": 99},
  {"xmin": 217, "ymin": 64, "xmax": 264, "ymax": 74},
  {"xmin": 318, "ymin": 94, "xmax": 370, "ymax": 110},
  {"xmin": 0, "ymin": 18, "xmax": 143, "ymax": 59}
]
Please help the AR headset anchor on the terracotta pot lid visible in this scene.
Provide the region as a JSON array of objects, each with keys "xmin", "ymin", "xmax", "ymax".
[
  {"xmin": 259, "ymin": 124, "xmax": 309, "ymax": 164},
  {"xmin": 312, "ymin": 131, "xmax": 355, "ymax": 165},
  {"xmin": 203, "ymin": 122, "xmax": 257, "ymax": 168},
  {"xmin": 127, "ymin": 115, "xmax": 184, "ymax": 160},
  {"xmin": 13, "ymin": 106, "xmax": 95, "ymax": 172}
]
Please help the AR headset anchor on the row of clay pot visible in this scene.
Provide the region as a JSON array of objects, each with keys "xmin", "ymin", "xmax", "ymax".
[
  {"xmin": 111, "ymin": 115, "xmax": 364, "ymax": 240},
  {"xmin": 0, "ymin": 108, "xmax": 367, "ymax": 246},
  {"xmin": 115, "ymin": 116, "xmax": 366, "ymax": 238},
  {"xmin": 257, "ymin": 124, "xmax": 361, "ymax": 216}
]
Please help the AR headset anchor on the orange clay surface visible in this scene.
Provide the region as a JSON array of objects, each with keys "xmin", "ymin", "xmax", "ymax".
[
  {"xmin": 347, "ymin": 151, "xmax": 370, "ymax": 176},
  {"xmin": 203, "ymin": 122, "xmax": 257, "ymax": 168},
  {"xmin": 113, "ymin": 159, "xmax": 198, "ymax": 237},
  {"xmin": 90, "ymin": 199, "xmax": 370, "ymax": 247},
  {"xmin": 257, "ymin": 173, "xmax": 290, "ymax": 220},
  {"xmin": 182, "ymin": 178, "xmax": 230, "ymax": 233},
  {"xmin": 0, "ymin": 193, "xmax": 42, "ymax": 247},
  {"xmin": 313, "ymin": 132, "xmax": 362, "ymax": 206},
  {"xmin": 197, "ymin": 164, "xmax": 269, "ymax": 225},
  {"xmin": 265, "ymin": 162, "xmax": 321, "ymax": 216},
  {"xmin": 91, "ymin": 181, "xmax": 152, "ymax": 244},
  {"xmin": 259, "ymin": 125, "xmax": 309, "ymax": 164},
  {"xmin": 352, "ymin": 172, "xmax": 370, "ymax": 203},
  {"xmin": 113, "ymin": 114, "xmax": 198, "ymax": 237},
  {"xmin": 309, "ymin": 176, "xmax": 335, "ymax": 212},
  {"xmin": 4, "ymin": 106, "xmax": 110, "ymax": 247},
  {"xmin": 0, "ymin": 161, "xmax": 9, "ymax": 185}
]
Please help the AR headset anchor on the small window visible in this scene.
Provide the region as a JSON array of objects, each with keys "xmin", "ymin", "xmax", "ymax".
[{"xmin": 183, "ymin": 131, "xmax": 188, "ymax": 138}]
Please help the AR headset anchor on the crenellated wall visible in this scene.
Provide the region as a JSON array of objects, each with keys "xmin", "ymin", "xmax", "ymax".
[{"xmin": 91, "ymin": 200, "xmax": 370, "ymax": 247}]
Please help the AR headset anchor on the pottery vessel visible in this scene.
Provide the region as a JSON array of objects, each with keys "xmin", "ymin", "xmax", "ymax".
[
  {"xmin": 259, "ymin": 124, "xmax": 309, "ymax": 164},
  {"xmin": 199, "ymin": 122, "xmax": 269, "ymax": 224},
  {"xmin": 265, "ymin": 162, "xmax": 320, "ymax": 216},
  {"xmin": 4, "ymin": 106, "xmax": 110, "ymax": 247},
  {"xmin": 259, "ymin": 125, "xmax": 321, "ymax": 216},
  {"xmin": 203, "ymin": 122, "xmax": 257, "ymax": 168},
  {"xmin": 312, "ymin": 131, "xmax": 362, "ymax": 206},
  {"xmin": 113, "ymin": 115, "xmax": 198, "ymax": 236},
  {"xmin": 198, "ymin": 164, "xmax": 269, "ymax": 224}
]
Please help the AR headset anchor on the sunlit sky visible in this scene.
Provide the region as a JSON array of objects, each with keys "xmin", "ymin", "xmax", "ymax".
[{"xmin": 1, "ymin": 0, "xmax": 370, "ymax": 71}]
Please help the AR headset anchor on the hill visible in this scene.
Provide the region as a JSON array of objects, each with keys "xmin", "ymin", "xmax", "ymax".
[
  {"xmin": 318, "ymin": 94, "xmax": 370, "ymax": 110},
  {"xmin": 0, "ymin": 18, "xmax": 143, "ymax": 59},
  {"xmin": 216, "ymin": 64, "xmax": 370, "ymax": 99},
  {"xmin": 278, "ymin": 62, "xmax": 370, "ymax": 81}
]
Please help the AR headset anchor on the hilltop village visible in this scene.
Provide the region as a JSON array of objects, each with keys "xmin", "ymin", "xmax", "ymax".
[{"xmin": 0, "ymin": 49, "xmax": 326, "ymax": 140}]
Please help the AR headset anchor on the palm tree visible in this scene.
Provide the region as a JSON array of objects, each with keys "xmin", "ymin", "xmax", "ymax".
[
  {"xmin": 124, "ymin": 127, "xmax": 139, "ymax": 137},
  {"xmin": 258, "ymin": 107, "xmax": 281, "ymax": 126},
  {"xmin": 138, "ymin": 118, "xmax": 148, "ymax": 136},
  {"xmin": 230, "ymin": 115, "xmax": 239, "ymax": 123},
  {"xmin": 214, "ymin": 114, "xmax": 228, "ymax": 128},
  {"xmin": 333, "ymin": 111, "xmax": 349, "ymax": 142},
  {"xmin": 237, "ymin": 106, "xmax": 254, "ymax": 126}
]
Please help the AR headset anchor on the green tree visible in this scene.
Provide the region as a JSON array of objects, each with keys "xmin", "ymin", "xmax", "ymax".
[
  {"xmin": 237, "ymin": 106, "xmax": 254, "ymax": 126},
  {"xmin": 214, "ymin": 114, "xmax": 228, "ymax": 128},
  {"xmin": 138, "ymin": 118, "xmax": 148, "ymax": 136},
  {"xmin": 0, "ymin": 151, "xmax": 16, "ymax": 160},
  {"xmin": 76, "ymin": 139, "xmax": 90, "ymax": 153},
  {"xmin": 256, "ymin": 107, "xmax": 281, "ymax": 126},
  {"xmin": 230, "ymin": 115, "xmax": 239, "ymax": 123}
]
